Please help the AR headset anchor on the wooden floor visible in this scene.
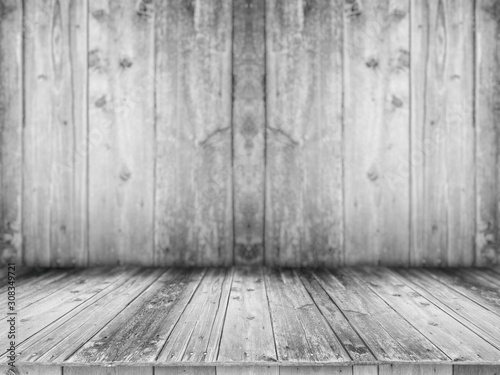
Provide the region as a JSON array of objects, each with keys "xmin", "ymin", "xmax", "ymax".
[{"xmin": 3, "ymin": 267, "xmax": 500, "ymax": 374}]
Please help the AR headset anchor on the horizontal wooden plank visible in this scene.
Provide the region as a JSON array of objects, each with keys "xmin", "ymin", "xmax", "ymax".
[{"xmin": 379, "ymin": 364, "xmax": 452, "ymax": 375}]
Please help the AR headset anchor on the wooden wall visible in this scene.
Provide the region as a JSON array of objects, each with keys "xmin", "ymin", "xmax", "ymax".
[{"xmin": 0, "ymin": 0, "xmax": 499, "ymax": 268}]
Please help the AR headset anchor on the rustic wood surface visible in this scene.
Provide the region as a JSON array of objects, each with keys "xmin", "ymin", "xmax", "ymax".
[
  {"xmin": 1, "ymin": 0, "xmax": 499, "ymax": 268},
  {"xmin": 410, "ymin": 0, "xmax": 475, "ymax": 267},
  {"xmin": 344, "ymin": 0, "xmax": 410, "ymax": 266},
  {"xmin": 154, "ymin": 0, "xmax": 233, "ymax": 267},
  {"xmin": 1, "ymin": 268, "xmax": 500, "ymax": 374},
  {"xmin": 265, "ymin": 0, "xmax": 344, "ymax": 267},
  {"xmin": 232, "ymin": 0, "xmax": 266, "ymax": 265}
]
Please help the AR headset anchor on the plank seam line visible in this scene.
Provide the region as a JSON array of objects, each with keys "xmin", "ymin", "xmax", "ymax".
[
  {"xmin": 213, "ymin": 268, "xmax": 235, "ymax": 361},
  {"xmin": 154, "ymin": 268, "xmax": 209, "ymax": 361},
  {"xmin": 263, "ymin": 268, "xmax": 279, "ymax": 361},
  {"xmin": 62, "ymin": 268, "xmax": 169, "ymax": 362}
]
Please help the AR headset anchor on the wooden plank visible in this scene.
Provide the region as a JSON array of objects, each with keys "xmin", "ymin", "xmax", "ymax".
[
  {"xmin": 23, "ymin": 0, "xmax": 88, "ymax": 267},
  {"xmin": 15, "ymin": 268, "xmax": 162, "ymax": 362},
  {"xmin": 88, "ymin": 0, "xmax": 155, "ymax": 265},
  {"xmin": 232, "ymin": 0, "xmax": 266, "ymax": 265},
  {"xmin": 217, "ymin": 367, "xmax": 278, "ymax": 375},
  {"xmin": 155, "ymin": 367, "xmax": 215, "ymax": 375},
  {"xmin": 158, "ymin": 269, "xmax": 234, "ymax": 362},
  {"xmin": 16, "ymin": 365, "xmax": 62, "ymax": 375},
  {"xmin": 155, "ymin": 0, "xmax": 233, "ymax": 266},
  {"xmin": 314, "ymin": 269, "xmax": 446, "ymax": 362},
  {"xmin": 64, "ymin": 367, "xmax": 153, "ymax": 375},
  {"xmin": 297, "ymin": 270, "xmax": 375, "ymax": 362},
  {"xmin": 379, "ymin": 364, "xmax": 452, "ymax": 375},
  {"xmin": 424, "ymin": 268, "xmax": 500, "ymax": 316},
  {"xmin": 454, "ymin": 365, "xmax": 500, "ymax": 375},
  {"xmin": 265, "ymin": 0, "xmax": 343, "ymax": 267},
  {"xmin": 264, "ymin": 269, "xmax": 350, "ymax": 362},
  {"xmin": 218, "ymin": 268, "xmax": 277, "ymax": 362},
  {"xmin": 410, "ymin": 0, "xmax": 475, "ymax": 266},
  {"xmin": 280, "ymin": 367, "xmax": 352, "ymax": 375},
  {"xmin": 475, "ymin": 0, "xmax": 500, "ymax": 266},
  {"xmin": 0, "ymin": 0, "xmax": 23, "ymax": 270},
  {"xmin": 343, "ymin": 0, "xmax": 410, "ymax": 266},
  {"xmin": 68, "ymin": 269, "xmax": 206, "ymax": 362},
  {"xmin": 394, "ymin": 268, "xmax": 500, "ymax": 348},
  {"xmin": 352, "ymin": 268, "xmax": 500, "ymax": 361},
  {"xmin": 353, "ymin": 366, "xmax": 378, "ymax": 375}
]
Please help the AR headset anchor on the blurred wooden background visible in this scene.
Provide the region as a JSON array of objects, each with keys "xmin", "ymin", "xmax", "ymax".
[{"xmin": 0, "ymin": 0, "xmax": 498, "ymax": 268}]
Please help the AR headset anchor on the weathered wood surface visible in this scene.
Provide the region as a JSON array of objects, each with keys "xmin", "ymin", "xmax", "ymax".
[
  {"xmin": 314, "ymin": 269, "xmax": 446, "ymax": 362},
  {"xmin": 476, "ymin": 0, "xmax": 500, "ymax": 267},
  {"xmin": 0, "ymin": 0, "xmax": 23, "ymax": 271},
  {"xmin": 158, "ymin": 269, "xmax": 233, "ymax": 362},
  {"xmin": 88, "ymin": 0, "xmax": 155, "ymax": 266},
  {"xmin": 343, "ymin": 0, "xmax": 410, "ymax": 266},
  {"xmin": 264, "ymin": 269, "xmax": 350, "ymax": 362},
  {"xmin": 65, "ymin": 367, "xmax": 153, "ymax": 375},
  {"xmin": 233, "ymin": 0, "xmax": 266, "ymax": 265},
  {"xmin": 410, "ymin": 0, "xmax": 475, "ymax": 267},
  {"xmin": 453, "ymin": 365, "xmax": 500, "ymax": 375},
  {"xmin": 156, "ymin": 368, "xmax": 215, "ymax": 375},
  {"xmin": 154, "ymin": 0, "xmax": 233, "ymax": 267},
  {"xmin": 379, "ymin": 365, "xmax": 452, "ymax": 375},
  {"xmin": 23, "ymin": 0, "xmax": 88, "ymax": 267},
  {"xmin": 265, "ymin": 0, "xmax": 344, "ymax": 267},
  {"xmin": 218, "ymin": 267, "xmax": 277, "ymax": 362},
  {"xmin": 352, "ymin": 268, "xmax": 500, "ymax": 361},
  {"xmin": 280, "ymin": 368, "xmax": 352, "ymax": 375}
]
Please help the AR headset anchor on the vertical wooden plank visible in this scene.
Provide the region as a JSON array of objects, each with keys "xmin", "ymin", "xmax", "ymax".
[
  {"xmin": 217, "ymin": 367, "xmax": 278, "ymax": 375},
  {"xmin": 0, "ymin": 0, "xmax": 23, "ymax": 271},
  {"xmin": 233, "ymin": 0, "xmax": 266, "ymax": 265},
  {"xmin": 88, "ymin": 0, "xmax": 155, "ymax": 265},
  {"xmin": 411, "ymin": 0, "xmax": 475, "ymax": 266},
  {"xmin": 476, "ymin": 0, "xmax": 500, "ymax": 266},
  {"xmin": 454, "ymin": 365, "xmax": 500, "ymax": 375},
  {"xmin": 155, "ymin": 367, "xmax": 215, "ymax": 375},
  {"xmin": 155, "ymin": 0, "xmax": 233, "ymax": 267},
  {"xmin": 23, "ymin": 0, "xmax": 88, "ymax": 267},
  {"xmin": 280, "ymin": 367, "xmax": 352, "ymax": 375},
  {"xmin": 265, "ymin": 0, "xmax": 343, "ymax": 267},
  {"xmin": 64, "ymin": 366, "xmax": 153, "ymax": 375},
  {"xmin": 343, "ymin": 0, "xmax": 410, "ymax": 266},
  {"xmin": 379, "ymin": 364, "xmax": 452, "ymax": 375}
]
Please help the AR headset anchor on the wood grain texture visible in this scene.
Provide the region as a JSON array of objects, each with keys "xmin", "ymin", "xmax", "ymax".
[
  {"xmin": 353, "ymin": 366, "xmax": 378, "ymax": 375},
  {"xmin": 265, "ymin": 0, "xmax": 344, "ymax": 267},
  {"xmin": 379, "ymin": 364, "xmax": 452, "ymax": 375},
  {"xmin": 297, "ymin": 270, "xmax": 375, "ymax": 362},
  {"xmin": 23, "ymin": 0, "xmax": 88, "ymax": 267},
  {"xmin": 0, "ymin": 0, "xmax": 23, "ymax": 270},
  {"xmin": 264, "ymin": 269, "xmax": 350, "ymax": 362},
  {"xmin": 158, "ymin": 269, "xmax": 233, "ymax": 363},
  {"xmin": 353, "ymin": 268, "xmax": 500, "ymax": 362},
  {"xmin": 315, "ymin": 269, "xmax": 446, "ymax": 362},
  {"xmin": 64, "ymin": 367, "xmax": 152, "ymax": 375},
  {"xmin": 217, "ymin": 367, "xmax": 278, "ymax": 375},
  {"xmin": 68, "ymin": 269, "xmax": 205, "ymax": 363},
  {"xmin": 280, "ymin": 367, "xmax": 352, "ymax": 375},
  {"xmin": 218, "ymin": 268, "xmax": 277, "ymax": 362},
  {"xmin": 476, "ymin": 0, "xmax": 500, "ymax": 266},
  {"xmin": 155, "ymin": 368, "xmax": 215, "ymax": 375},
  {"xmin": 410, "ymin": 0, "xmax": 475, "ymax": 266},
  {"xmin": 453, "ymin": 365, "xmax": 500, "ymax": 375},
  {"xmin": 155, "ymin": 0, "xmax": 233, "ymax": 266},
  {"xmin": 233, "ymin": 0, "xmax": 266, "ymax": 265},
  {"xmin": 88, "ymin": 0, "xmax": 155, "ymax": 265},
  {"xmin": 343, "ymin": 0, "xmax": 410, "ymax": 266},
  {"xmin": 15, "ymin": 365, "xmax": 62, "ymax": 375}
]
